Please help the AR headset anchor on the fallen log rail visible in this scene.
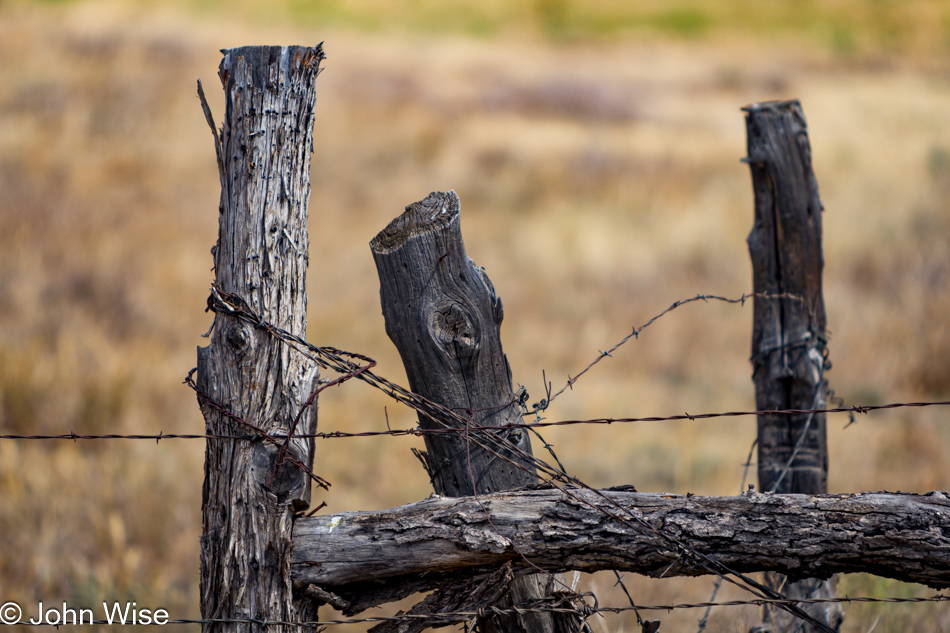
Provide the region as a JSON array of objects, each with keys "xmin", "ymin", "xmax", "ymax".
[{"xmin": 292, "ymin": 488, "xmax": 950, "ymax": 610}]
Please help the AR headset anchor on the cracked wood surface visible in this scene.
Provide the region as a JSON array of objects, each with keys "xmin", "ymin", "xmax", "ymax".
[
  {"xmin": 197, "ymin": 45, "xmax": 324, "ymax": 633},
  {"xmin": 292, "ymin": 489, "xmax": 950, "ymax": 597},
  {"xmin": 746, "ymin": 99, "xmax": 829, "ymax": 496},
  {"xmin": 370, "ymin": 190, "xmax": 537, "ymax": 499},
  {"xmin": 745, "ymin": 99, "xmax": 838, "ymax": 631},
  {"xmin": 370, "ymin": 190, "xmax": 580, "ymax": 633}
]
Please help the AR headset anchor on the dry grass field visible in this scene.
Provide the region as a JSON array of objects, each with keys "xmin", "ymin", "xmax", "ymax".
[{"xmin": 1, "ymin": 0, "xmax": 950, "ymax": 631}]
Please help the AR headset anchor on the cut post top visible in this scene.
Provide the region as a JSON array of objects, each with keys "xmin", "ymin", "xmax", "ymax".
[
  {"xmin": 371, "ymin": 190, "xmax": 461, "ymax": 253},
  {"xmin": 741, "ymin": 98, "xmax": 803, "ymax": 114},
  {"xmin": 219, "ymin": 44, "xmax": 325, "ymax": 88}
]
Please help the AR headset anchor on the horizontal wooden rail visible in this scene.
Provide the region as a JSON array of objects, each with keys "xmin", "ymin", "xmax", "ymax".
[{"xmin": 291, "ymin": 488, "xmax": 950, "ymax": 613}]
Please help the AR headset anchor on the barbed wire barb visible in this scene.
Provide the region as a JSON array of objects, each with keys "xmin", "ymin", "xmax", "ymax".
[
  {"xmin": 537, "ymin": 292, "xmax": 811, "ymax": 410},
  {"xmin": 3, "ymin": 397, "xmax": 948, "ymax": 442},
  {"xmin": 4, "ymin": 287, "xmax": 944, "ymax": 628}
]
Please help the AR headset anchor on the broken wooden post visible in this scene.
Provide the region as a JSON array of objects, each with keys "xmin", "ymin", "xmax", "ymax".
[
  {"xmin": 744, "ymin": 99, "xmax": 842, "ymax": 633},
  {"xmin": 196, "ymin": 45, "xmax": 325, "ymax": 633},
  {"xmin": 371, "ymin": 191, "xmax": 582, "ymax": 633}
]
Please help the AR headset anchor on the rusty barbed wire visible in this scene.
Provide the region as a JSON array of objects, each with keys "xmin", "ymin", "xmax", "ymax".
[
  {"xmin": 0, "ymin": 432, "xmax": 254, "ymax": 440},
  {"xmin": 207, "ymin": 286, "xmax": 602, "ymax": 623},
  {"xmin": 699, "ymin": 365, "xmax": 829, "ymax": 631},
  {"xmin": 3, "ymin": 287, "xmax": 943, "ymax": 444},
  {"xmin": 1, "ymin": 294, "xmax": 941, "ymax": 624},
  {"xmin": 404, "ymin": 376, "xmax": 838, "ymax": 631},
  {"xmin": 599, "ymin": 593, "xmax": 950, "ymax": 612},
  {"xmin": 696, "ymin": 435, "xmax": 761, "ymax": 632},
  {"xmin": 204, "ymin": 283, "xmax": 479, "ymax": 433},
  {"xmin": 537, "ymin": 292, "xmax": 809, "ymax": 412},
  {"xmin": 3, "ymin": 398, "xmax": 948, "ymax": 442},
  {"xmin": 202, "ymin": 278, "xmax": 829, "ymax": 621},
  {"xmin": 184, "ymin": 368, "xmax": 333, "ymax": 491},
  {"xmin": 2, "ymin": 292, "xmax": 940, "ymax": 624},
  {"xmin": 4, "ymin": 286, "xmax": 942, "ymax": 629}
]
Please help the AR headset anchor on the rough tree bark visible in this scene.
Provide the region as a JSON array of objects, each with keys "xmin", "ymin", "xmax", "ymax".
[
  {"xmin": 196, "ymin": 45, "xmax": 324, "ymax": 633},
  {"xmin": 745, "ymin": 99, "xmax": 841, "ymax": 632},
  {"xmin": 370, "ymin": 191, "xmax": 582, "ymax": 633},
  {"xmin": 291, "ymin": 489, "xmax": 950, "ymax": 595}
]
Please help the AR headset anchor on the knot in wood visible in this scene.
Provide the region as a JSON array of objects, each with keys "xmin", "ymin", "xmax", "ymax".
[
  {"xmin": 256, "ymin": 435, "xmax": 308, "ymax": 504},
  {"xmin": 224, "ymin": 320, "xmax": 255, "ymax": 357},
  {"xmin": 431, "ymin": 301, "xmax": 479, "ymax": 360}
]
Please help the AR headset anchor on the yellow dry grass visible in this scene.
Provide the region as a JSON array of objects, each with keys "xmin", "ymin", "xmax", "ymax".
[{"xmin": 1, "ymin": 1, "xmax": 949, "ymax": 631}]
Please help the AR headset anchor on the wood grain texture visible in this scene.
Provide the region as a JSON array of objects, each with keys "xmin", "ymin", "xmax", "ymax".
[
  {"xmin": 197, "ymin": 45, "xmax": 324, "ymax": 633},
  {"xmin": 371, "ymin": 191, "xmax": 580, "ymax": 633},
  {"xmin": 746, "ymin": 99, "xmax": 828, "ymax": 496},
  {"xmin": 292, "ymin": 489, "xmax": 950, "ymax": 591},
  {"xmin": 745, "ymin": 99, "xmax": 839, "ymax": 631},
  {"xmin": 371, "ymin": 190, "xmax": 535, "ymax": 497}
]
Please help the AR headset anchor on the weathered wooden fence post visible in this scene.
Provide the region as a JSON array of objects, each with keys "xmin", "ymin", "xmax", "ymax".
[
  {"xmin": 196, "ymin": 45, "xmax": 325, "ymax": 632},
  {"xmin": 371, "ymin": 191, "xmax": 582, "ymax": 633},
  {"xmin": 744, "ymin": 100, "xmax": 843, "ymax": 633}
]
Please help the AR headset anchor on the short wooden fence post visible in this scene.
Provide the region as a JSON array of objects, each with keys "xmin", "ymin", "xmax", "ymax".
[
  {"xmin": 744, "ymin": 99, "xmax": 843, "ymax": 633},
  {"xmin": 371, "ymin": 191, "xmax": 582, "ymax": 633}
]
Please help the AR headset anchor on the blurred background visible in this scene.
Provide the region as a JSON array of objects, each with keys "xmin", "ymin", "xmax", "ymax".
[{"xmin": 1, "ymin": 0, "xmax": 949, "ymax": 630}]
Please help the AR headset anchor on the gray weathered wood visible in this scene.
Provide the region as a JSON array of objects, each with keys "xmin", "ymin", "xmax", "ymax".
[
  {"xmin": 196, "ymin": 45, "xmax": 324, "ymax": 633},
  {"xmin": 370, "ymin": 191, "xmax": 535, "ymax": 498},
  {"xmin": 291, "ymin": 489, "xmax": 950, "ymax": 594},
  {"xmin": 370, "ymin": 191, "xmax": 581, "ymax": 633},
  {"xmin": 745, "ymin": 99, "xmax": 840, "ymax": 632}
]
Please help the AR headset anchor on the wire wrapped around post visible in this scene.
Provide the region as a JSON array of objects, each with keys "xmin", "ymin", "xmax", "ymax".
[{"xmin": 195, "ymin": 45, "xmax": 325, "ymax": 633}]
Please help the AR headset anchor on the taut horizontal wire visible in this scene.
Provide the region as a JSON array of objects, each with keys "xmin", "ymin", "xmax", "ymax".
[{"xmin": 3, "ymin": 398, "xmax": 948, "ymax": 441}]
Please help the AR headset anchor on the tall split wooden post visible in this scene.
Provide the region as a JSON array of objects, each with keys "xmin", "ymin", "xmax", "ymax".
[
  {"xmin": 744, "ymin": 100, "xmax": 843, "ymax": 633},
  {"xmin": 371, "ymin": 191, "xmax": 582, "ymax": 633},
  {"xmin": 196, "ymin": 45, "xmax": 325, "ymax": 632}
]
